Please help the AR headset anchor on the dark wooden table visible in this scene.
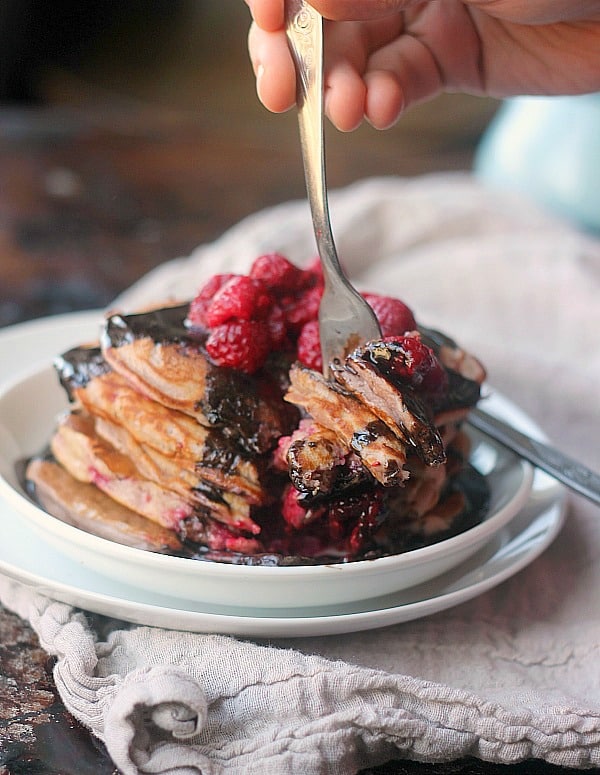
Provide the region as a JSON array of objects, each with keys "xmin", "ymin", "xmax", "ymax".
[{"xmin": 0, "ymin": 103, "xmax": 596, "ymax": 775}]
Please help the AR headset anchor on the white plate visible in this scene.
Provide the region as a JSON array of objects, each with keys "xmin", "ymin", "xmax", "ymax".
[
  {"xmin": 0, "ymin": 468, "xmax": 565, "ymax": 637},
  {"xmin": 0, "ymin": 313, "xmax": 535, "ymax": 610}
]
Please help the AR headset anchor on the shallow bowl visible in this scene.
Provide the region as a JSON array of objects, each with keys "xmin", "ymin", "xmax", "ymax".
[{"xmin": 0, "ymin": 363, "xmax": 534, "ymax": 609}]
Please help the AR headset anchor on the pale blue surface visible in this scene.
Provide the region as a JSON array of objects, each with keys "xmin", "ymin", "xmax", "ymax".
[{"xmin": 474, "ymin": 94, "xmax": 600, "ymax": 232}]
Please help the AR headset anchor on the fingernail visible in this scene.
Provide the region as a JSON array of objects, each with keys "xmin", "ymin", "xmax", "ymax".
[{"xmin": 256, "ymin": 63, "xmax": 266, "ymax": 98}]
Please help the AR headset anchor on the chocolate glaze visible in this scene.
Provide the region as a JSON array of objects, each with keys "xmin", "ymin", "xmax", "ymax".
[
  {"xmin": 103, "ymin": 304, "xmax": 198, "ymax": 348},
  {"xmin": 198, "ymin": 366, "xmax": 294, "ymax": 454},
  {"xmin": 361, "ymin": 336, "xmax": 481, "ymax": 413},
  {"xmin": 418, "ymin": 324, "xmax": 457, "ymax": 350},
  {"xmin": 101, "ymin": 305, "xmax": 299, "ymax": 455},
  {"xmin": 442, "ymin": 370, "xmax": 482, "ymax": 412},
  {"xmin": 192, "ymin": 478, "xmax": 236, "ymax": 509},
  {"xmin": 54, "ymin": 346, "xmax": 111, "ymax": 400},
  {"xmin": 200, "ymin": 432, "xmax": 253, "ymax": 469},
  {"xmin": 351, "ymin": 421, "xmax": 386, "ymax": 451},
  {"xmin": 419, "ymin": 325, "xmax": 482, "ymax": 410}
]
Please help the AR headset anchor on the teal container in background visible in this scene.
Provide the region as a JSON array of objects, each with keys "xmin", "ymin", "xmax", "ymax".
[{"xmin": 474, "ymin": 94, "xmax": 600, "ymax": 233}]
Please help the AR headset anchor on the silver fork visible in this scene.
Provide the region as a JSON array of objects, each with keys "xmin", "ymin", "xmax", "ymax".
[{"xmin": 285, "ymin": 0, "xmax": 381, "ymax": 376}]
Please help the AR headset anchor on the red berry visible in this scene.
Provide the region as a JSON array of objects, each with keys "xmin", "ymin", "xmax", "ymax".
[
  {"xmin": 298, "ymin": 256, "xmax": 325, "ymax": 289},
  {"xmin": 205, "ymin": 320, "xmax": 271, "ymax": 373},
  {"xmin": 296, "ymin": 319, "xmax": 322, "ymax": 372},
  {"xmin": 265, "ymin": 303, "xmax": 288, "ymax": 348},
  {"xmin": 186, "ymin": 296, "xmax": 209, "ymax": 329},
  {"xmin": 198, "ymin": 273, "xmax": 236, "ymax": 301},
  {"xmin": 384, "ymin": 333, "xmax": 448, "ymax": 394},
  {"xmin": 281, "ymin": 484, "xmax": 309, "ymax": 529},
  {"xmin": 205, "ymin": 276, "xmax": 273, "ymax": 327},
  {"xmin": 283, "ymin": 283, "xmax": 323, "ymax": 332},
  {"xmin": 186, "ymin": 273, "xmax": 235, "ymax": 328},
  {"xmin": 250, "ymin": 253, "xmax": 305, "ymax": 292},
  {"xmin": 347, "ymin": 490, "xmax": 383, "ymax": 553},
  {"xmin": 362, "ymin": 293, "xmax": 416, "ymax": 337}
]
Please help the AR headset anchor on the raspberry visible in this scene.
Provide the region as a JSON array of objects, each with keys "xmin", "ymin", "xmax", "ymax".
[
  {"xmin": 297, "ymin": 256, "xmax": 324, "ymax": 290},
  {"xmin": 197, "ymin": 273, "xmax": 236, "ymax": 301},
  {"xmin": 281, "ymin": 484, "xmax": 309, "ymax": 529},
  {"xmin": 282, "ymin": 283, "xmax": 323, "ymax": 332},
  {"xmin": 205, "ymin": 276, "xmax": 273, "ymax": 327},
  {"xmin": 281, "ymin": 484, "xmax": 325, "ymax": 530},
  {"xmin": 304, "ymin": 255, "xmax": 324, "ymax": 281},
  {"xmin": 383, "ymin": 333, "xmax": 448, "ymax": 394},
  {"xmin": 347, "ymin": 490, "xmax": 383, "ymax": 554},
  {"xmin": 250, "ymin": 253, "xmax": 305, "ymax": 292},
  {"xmin": 206, "ymin": 521, "xmax": 262, "ymax": 554},
  {"xmin": 296, "ymin": 319, "xmax": 322, "ymax": 371},
  {"xmin": 265, "ymin": 303, "xmax": 288, "ymax": 348},
  {"xmin": 205, "ymin": 320, "xmax": 271, "ymax": 373},
  {"xmin": 186, "ymin": 273, "xmax": 235, "ymax": 328},
  {"xmin": 362, "ymin": 293, "xmax": 416, "ymax": 337}
]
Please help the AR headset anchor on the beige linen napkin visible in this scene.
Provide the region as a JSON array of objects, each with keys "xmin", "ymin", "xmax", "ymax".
[{"xmin": 1, "ymin": 173, "xmax": 599, "ymax": 774}]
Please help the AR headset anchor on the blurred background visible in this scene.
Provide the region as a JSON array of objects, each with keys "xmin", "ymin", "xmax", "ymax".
[
  {"xmin": 0, "ymin": 1, "xmax": 502, "ymax": 327},
  {"xmin": 1, "ymin": 1, "xmax": 596, "ymax": 329},
  {"xmin": 0, "ymin": 0, "xmax": 500, "ymax": 174}
]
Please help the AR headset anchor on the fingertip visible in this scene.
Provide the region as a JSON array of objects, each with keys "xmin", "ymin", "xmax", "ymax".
[
  {"xmin": 257, "ymin": 65, "xmax": 297, "ymax": 114},
  {"xmin": 363, "ymin": 69, "xmax": 404, "ymax": 129},
  {"xmin": 248, "ymin": 24, "xmax": 296, "ymax": 113},
  {"xmin": 324, "ymin": 66, "xmax": 367, "ymax": 132},
  {"xmin": 325, "ymin": 103, "xmax": 364, "ymax": 132},
  {"xmin": 247, "ymin": 0, "xmax": 285, "ymax": 31}
]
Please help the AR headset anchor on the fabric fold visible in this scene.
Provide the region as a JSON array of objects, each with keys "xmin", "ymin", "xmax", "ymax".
[
  {"xmin": 105, "ymin": 668, "xmax": 208, "ymax": 773},
  {"xmin": 2, "ymin": 572, "xmax": 600, "ymax": 773}
]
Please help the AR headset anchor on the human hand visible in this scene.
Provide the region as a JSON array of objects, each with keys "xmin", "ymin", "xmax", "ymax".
[{"xmin": 245, "ymin": 0, "xmax": 600, "ymax": 131}]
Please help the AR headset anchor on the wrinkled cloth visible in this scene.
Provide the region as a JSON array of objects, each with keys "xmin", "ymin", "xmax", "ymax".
[{"xmin": 1, "ymin": 173, "xmax": 600, "ymax": 774}]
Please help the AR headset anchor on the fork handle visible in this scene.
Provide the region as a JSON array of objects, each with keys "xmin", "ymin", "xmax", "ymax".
[
  {"xmin": 285, "ymin": 0, "xmax": 381, "ymax": 376},
  {"xmin": 284, "ymin": 0, "xmax": 344, "ymax": 284},
  {"xmin": 469, "ymin": 407, "xmax": 600, "ymax": 506}
]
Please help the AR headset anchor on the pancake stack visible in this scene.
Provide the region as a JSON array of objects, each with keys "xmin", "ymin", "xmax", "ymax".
[
  {"xmin": 27, "ymin": 304, "xmax": 299, "ymax": 557},
  {"xmin": 26, "ymin": 299, "xmax": 489, "ymax": 564}
]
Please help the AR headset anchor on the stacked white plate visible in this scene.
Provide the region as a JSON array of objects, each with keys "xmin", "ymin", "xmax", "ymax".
[{"xmin": 0, "ymin": 312, "xmax": 566, "ymax": 637}]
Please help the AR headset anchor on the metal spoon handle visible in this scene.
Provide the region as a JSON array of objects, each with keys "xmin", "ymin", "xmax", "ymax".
[{"xmin": 469, "ymin": 407, "xmax": 600, "ymax": 506}]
